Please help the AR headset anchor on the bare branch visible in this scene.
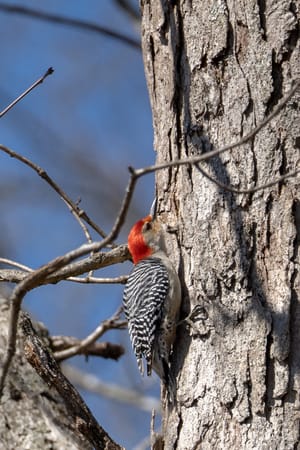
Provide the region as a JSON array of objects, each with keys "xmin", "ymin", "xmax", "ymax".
[
  {"xmin": 0, "ymin": 67, "xmax": 53, "ymax": 118},
  {"xmin": 63, "ymin": 364, "xmax": 160, "ymax": 413},
  {"xmin": 195, "ymin": 164, "xmax": 300, "ymax": 195},
  {"xmin": 20, "ymin": 313, "xmax": 122, "ymax": 450},
  {"xmin": 97, "ymin": 168, "xmax": 138, "ymax": 249},
  {"xmin": 0, "ymin": 144, "xmax": 108, "ymax": 240},
  {"xmin": 0, "ymin": 3, "xmax": 140, "ymax": 50},
  {"xmin": 0, "ymin": 242, "xmax": 128, "ymax": 395},
  {"xmin": 54, "ymin": 308, "xmax": 126, "ymax": 362},
  {"xmin": 0, "ymin": 67, "xmax": 94, "ymax": 252},
  {"xmin": 68, "ymin": 275, "xmax": 128, "ymax": 284},
  {"xmin": 0, "ymin": 244, "xmax": 130, "ymax": 285},
  {"xmin": 133, "ymin": 81, "xmax": 300, "ymax": 178},
  {"xmin": 0, "ymin": 269, "xmax": 25, "ymax": 283},
  {"xmin": 50, "ymin": 335, "xmax": 124, "ymax": 360},
  {"xmin": 0, "ymin": 257, "xmax": 32, "ymax": 272},
  {"xmin": 0, "ymin": 244, "xmax": 130, "ymax": 393},
  {"xmin": 68, "ymin": 201, "xmax": 94, "ymax": 245},
  {"xmin": 114, "ymin": 0, "xmax": 140, "ymax": 22},
  {"xmin": 0, "ymin": 270, "xmax": 128, "ymax": 285}
]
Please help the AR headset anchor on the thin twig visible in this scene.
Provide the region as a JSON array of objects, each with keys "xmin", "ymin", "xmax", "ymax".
[
  {"xmin": 0, "ymin": 3, "xmax": 140, "ymax": 49},
  {"xmin": 94, "ymin": 169, "xmax": 138, "ymax": 250},
  {"xmin": 66, "ymin": 199, "xmax": 94, "ymax": 244},
  {"xmin": 0, "ymin": 66, "xmax": 105, "ymax": 244},
  {"xmin": 195, "ymin": 164, "xmax": 300, "ymax": 194},
  {"xmin": 0, "ymin": 144, "xmax": 108, "ymax": 240},
  {"xmin": 149, "ymin": 408, "xmax": 163, "ymax": 450},
  {"xmin": 54, "ymin": 308, "xmax": 126, "ymax": 361},
  {"xmin": 0, "ymin": 67, "xmax": 54, "ymax": 118},
  {"xmin": 0, "ymin": 67, "xmax": 95, "ymax": 252},
  {"xmin": 114, "ymin": 0, "xmax": 140, "ymax": 22},
  {"xmin": 64, "ymin": 198, "xmax": 97, "ymax": 279},
  {"xmin": 133, "ymin": 81, "xmax": 300, "ymax": 178},
  {"xmin": 0, "ymin": 257, "xmax": 32, "ymax": 272},
  {"xmin": 0, "ymin": 268, "xmax": 128, "ymax": 285}
]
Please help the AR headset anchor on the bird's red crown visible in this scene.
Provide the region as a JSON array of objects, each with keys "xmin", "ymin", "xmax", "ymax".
[{"xmin": 128, "ymin": 215, "xmax": 153, "ymax": 264}]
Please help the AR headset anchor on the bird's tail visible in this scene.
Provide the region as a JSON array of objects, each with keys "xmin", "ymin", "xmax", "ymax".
[{"xmin": 162, "ymin": 359, "xmax": 177, "ymax": 404}]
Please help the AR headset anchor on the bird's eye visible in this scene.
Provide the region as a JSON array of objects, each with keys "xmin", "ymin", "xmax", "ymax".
[{"xmin": 143, "ymin": 221, "xmax": 152, "ymax": 232}]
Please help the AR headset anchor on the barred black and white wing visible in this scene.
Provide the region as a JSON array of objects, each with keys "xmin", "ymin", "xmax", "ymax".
[{"xmin": 123, "ymin": 257, "xmax": 169, "ymax": 376}]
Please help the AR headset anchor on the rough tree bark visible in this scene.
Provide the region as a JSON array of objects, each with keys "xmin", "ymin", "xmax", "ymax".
[
  {"xmin": 0, "ymin": 298, "xmax": 122, "ymax": 450},
  {"xmin": 141, "ymin": 0, "xmax": 299, "ymax": 448},
  {"xmin": 0, "ymin": 299, "xmax": 89, "ymax": 450}
]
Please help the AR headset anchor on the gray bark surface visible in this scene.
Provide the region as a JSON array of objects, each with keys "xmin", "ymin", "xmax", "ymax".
[
  {"xmin": 141, "ymin": 0, "xmax": 300, "ymax": 448},
  {"xmin": 0, "ymin": 298, "xmax": 93, "ymax": 450}
]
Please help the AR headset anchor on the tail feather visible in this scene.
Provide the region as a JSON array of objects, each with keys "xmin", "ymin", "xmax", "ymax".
[
  {"xmin": 146, "ymin": 359, "xmax": 152, "ymax": 376},
  {"xmin": 162, "ymin": 359, "xmax": 177, "ymax": 404},
  {"xmin": 142, "ymin": 350, "xmax": 177, "ymax": 403},
  {"xmin": 137, "ymin": 357, "xmax": 144, "ymax": 376}
]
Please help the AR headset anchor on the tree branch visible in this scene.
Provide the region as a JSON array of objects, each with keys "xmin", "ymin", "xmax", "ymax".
[
  {"xmin": 50, "ymin": 336, "xmax": 124, "ymax": 360},
  {"xmin": 133, "ymin": 80, "xmax": 300, "ymax": 178},
  {"xmin": 21, "ymin": 313, "xmax": 122, "ymax": 450},
  {"xmin": 0, "ymin": 3, "xmax": 140, "ymax": 49},
  {"xmin": 0, "ymin": 67, "xmax": 54, "ymax": 118},
  {"xmin": 67, "ymin": 275, "xmax": 129, "ymax": 284},
  {"xmin": 195, "ymin": 164, "xmax": 300, "ymax": 195},
  {"xmin": 0, "ymin": 244, "xmax": 130, "ymax": 285},
  {"xmin": 0, "ymin": 144, "xmax": 108, "ymax": 240},
  {"xmin": 0, "ymin": 242, "xmax": 129, "ymax": 395},
  {"xmin": 114, "ymin": 0, "xmax": 140, "ymax": 22},
  {"xmin": 54, "ymin": 308, "xmax": 127, "ymax": 362},
  {"xmin": 0, "ymin": 257, "xmax": 32, "ymax": 273}
]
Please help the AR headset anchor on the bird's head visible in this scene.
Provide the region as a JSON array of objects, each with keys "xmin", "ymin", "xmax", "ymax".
[{"xmin": 127, "ymin": 215, "xmax": 163, "ymax": 264}]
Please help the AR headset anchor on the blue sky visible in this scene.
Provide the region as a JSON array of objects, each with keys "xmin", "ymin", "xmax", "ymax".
[{"xmin": 0, "ymin": 1, "xmax": 158, "ymax": 447}]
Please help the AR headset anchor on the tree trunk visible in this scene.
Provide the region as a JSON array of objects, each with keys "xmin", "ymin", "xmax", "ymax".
[{"xmin": 141, "ymin": 0, "xmax": 300, "ymax": 448}]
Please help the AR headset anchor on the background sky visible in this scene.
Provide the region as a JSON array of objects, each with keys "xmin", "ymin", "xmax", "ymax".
[{"xmin": 0, "ymin": 1, "xmax": 158, "ymax": 448}]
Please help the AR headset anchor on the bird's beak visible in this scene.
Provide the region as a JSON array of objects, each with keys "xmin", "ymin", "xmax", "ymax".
[{"xmin": 149, "ymin": 197, "xmax": 157, "ymax": 219}]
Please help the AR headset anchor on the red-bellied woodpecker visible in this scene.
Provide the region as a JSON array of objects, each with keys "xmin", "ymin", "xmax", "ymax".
[{"xmin": 123, "ymin": 214, "xmax": 181, "ymax": 401}]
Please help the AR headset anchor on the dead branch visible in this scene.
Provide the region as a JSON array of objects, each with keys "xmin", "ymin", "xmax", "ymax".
[
  {"xmin": 54, "ymin": 308, "xmax": 126, "ymax": 362},
  {"xmin": 21, "ymin": 313, "xmax": 123, "ymax": 450},
  {"xmin": 50, "ymin": 335, "xmax": 124, "ymax": 360}
]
